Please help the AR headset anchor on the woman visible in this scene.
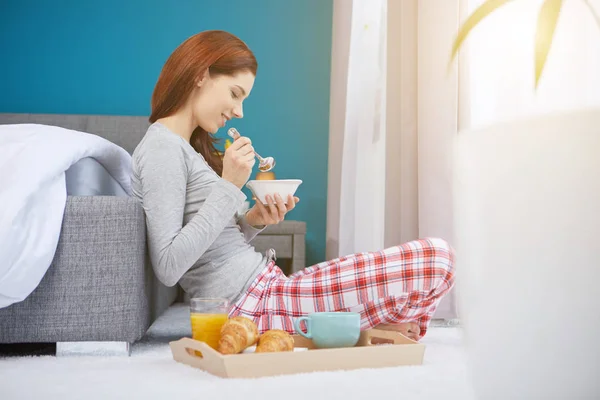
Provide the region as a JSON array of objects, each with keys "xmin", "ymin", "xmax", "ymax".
[{"xmin": 132, "ymin": 30, "xmax": 455, "ymax": 341}]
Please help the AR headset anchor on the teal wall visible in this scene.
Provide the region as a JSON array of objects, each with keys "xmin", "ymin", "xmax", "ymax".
[{"xmin": 0, "ymin": 0, "xmax": 332, "ymax": 267}]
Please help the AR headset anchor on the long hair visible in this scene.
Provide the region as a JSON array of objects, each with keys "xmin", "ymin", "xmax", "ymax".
[{"xmin": 149, "ymin": 30, "xmax": 258, "ymax": 175}]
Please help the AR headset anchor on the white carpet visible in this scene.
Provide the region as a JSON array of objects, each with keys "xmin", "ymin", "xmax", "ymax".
[{"xmin": 0, "ymin": 304, "xmax": 475, "ymax": 400}]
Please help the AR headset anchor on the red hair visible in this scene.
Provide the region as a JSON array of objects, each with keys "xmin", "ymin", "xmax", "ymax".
[{"xmin": 149, "ymin": 30, "xmax": 258, "ymax": 175}]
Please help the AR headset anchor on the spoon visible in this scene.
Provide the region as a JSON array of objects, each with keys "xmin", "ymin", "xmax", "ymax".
[{"xmin": 227, "ymin": 128, "xmax": 276, "ymax": 172}]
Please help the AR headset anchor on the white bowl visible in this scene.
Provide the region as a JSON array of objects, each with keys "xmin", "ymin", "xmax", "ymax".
[{"xmin": 245, "ymin": 179, "xmax": 302, "ymax": 205}]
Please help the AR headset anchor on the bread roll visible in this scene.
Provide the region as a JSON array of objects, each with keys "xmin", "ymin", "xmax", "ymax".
[
  {"xmin": 255, "ymin": 329, "xmax": 294, "ymax": 353},
  {"xmin": 217, "ymin": 316, "xmax": 259, "ymax": 355}
]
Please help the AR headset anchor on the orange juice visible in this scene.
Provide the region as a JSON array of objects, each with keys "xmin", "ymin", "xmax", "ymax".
[{"xmin": 190, "ymin": 312, "xmax": 229, "ymax": 355}]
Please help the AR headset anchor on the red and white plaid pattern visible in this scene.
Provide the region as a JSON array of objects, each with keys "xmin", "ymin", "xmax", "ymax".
[{"xmin": 229, "ymin": 238, "xmax": 455, "ymax": 339}]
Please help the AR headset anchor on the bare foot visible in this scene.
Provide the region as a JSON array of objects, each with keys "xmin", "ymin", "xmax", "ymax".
[{"xmin": 375, "ymin": 322, "xmax": 421, "ymax": 341}]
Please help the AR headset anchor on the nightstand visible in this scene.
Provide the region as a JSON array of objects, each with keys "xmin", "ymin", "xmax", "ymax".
[{"xmin": 250, "ymin": 220, "xmax": 306, "ymax": 275}]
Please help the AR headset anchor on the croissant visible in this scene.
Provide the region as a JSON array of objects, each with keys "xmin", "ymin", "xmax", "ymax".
[
  {"xmin": 217, "ymin": 316, "xmax": 259, "ymax": 355},
  {"xmin": 255, "ymin": 329, "xmax": 294, "ymax": 353}
]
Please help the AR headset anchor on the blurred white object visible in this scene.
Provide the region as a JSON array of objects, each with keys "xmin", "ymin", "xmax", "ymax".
[
  {"xmin": 246, "ymin": 179, "xmax": 302, "ymax": 205},
  {"xmin": 462, "ymin": 0, "xmax": 600, "ymax": 131},
  {"xmin": 453, "ymin": 108, "xmax": 600, "ymax": 399}
]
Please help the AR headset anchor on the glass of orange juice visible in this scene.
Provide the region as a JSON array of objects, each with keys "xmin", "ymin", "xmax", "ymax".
[{"xmin": 189, "ymin": 297, "xmax": 230, "ymax": 355}]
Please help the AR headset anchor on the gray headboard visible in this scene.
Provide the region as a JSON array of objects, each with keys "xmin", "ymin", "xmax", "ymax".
[{"xmin": 0, "ymin": 113, "xmax": 151, "ymax": 154}]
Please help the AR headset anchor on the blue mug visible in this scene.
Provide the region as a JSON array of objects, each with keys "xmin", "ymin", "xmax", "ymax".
[{"xmin": 293, "ymin": 312, "xmax": 361, "ymax": 349}]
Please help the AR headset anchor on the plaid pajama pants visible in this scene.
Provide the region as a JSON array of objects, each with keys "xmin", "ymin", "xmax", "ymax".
[{"xmin": 229, "ymin": 237, "xmax": 455, "ymax": 339}]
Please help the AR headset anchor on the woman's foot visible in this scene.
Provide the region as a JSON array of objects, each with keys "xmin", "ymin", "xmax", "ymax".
[{"xmin": 375, "ymin": 322, "xmax": 421, "ymax": 341}]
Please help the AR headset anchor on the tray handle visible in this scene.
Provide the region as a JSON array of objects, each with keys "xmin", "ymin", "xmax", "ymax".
[
  {"xmin": 169, "ymin": 337, "xmax": 223, "ymax": 367},
  {"xmin": 361, "ymin": 328, "xmax": 418, "ymax": 346}
]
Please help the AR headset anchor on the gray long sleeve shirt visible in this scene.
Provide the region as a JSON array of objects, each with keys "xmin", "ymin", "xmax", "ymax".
[{"xmin": 131, "ymin": 122, "xmax": 267, "ymax": 304}]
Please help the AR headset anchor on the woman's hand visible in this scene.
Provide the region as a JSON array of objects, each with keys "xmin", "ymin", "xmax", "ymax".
[
  {"xmin": 245, "ymin": 194, "xmax": 300, "ymax": 227},
  {"xmin": 221, "ymin": 136, "xmax": 255, "ymax": 189}
]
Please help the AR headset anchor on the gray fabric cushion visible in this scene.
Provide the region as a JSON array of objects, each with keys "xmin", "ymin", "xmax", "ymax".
[{"xmin": 0, "ymin": 196, "xmax": 152, "ymax": 343}]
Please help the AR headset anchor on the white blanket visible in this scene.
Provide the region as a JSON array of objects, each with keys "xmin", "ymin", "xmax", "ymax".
[{"xmin": 0, "ymin": 124, "xmax": 133, "ymax": 308}]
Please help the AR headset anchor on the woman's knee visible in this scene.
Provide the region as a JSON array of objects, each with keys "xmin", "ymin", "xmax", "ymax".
[
  {"xmin": 400, "ymin": 237, "xmax": 454, "ymax": 261},
  {"xmin": 400, "ymin": 237, "xmax": 455, "ymax": 289},
  {"xmin": 425, "ymin": 237, "xmax": 456, "ymax": 291}
]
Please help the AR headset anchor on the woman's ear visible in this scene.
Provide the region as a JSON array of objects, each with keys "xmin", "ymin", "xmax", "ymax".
[{"xmin": 196, "ymin": 69, "xmax": 210, "ymax": 87}]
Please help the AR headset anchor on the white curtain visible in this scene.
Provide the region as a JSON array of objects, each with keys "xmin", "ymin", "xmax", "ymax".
[
  {"xmin": 460, "ymin": 0, "xmax": 600, "ymax": 131},
  {"xmin": 327, "ymin": 0, "xmax": 461, "ymax": 319},
  {"xmin": 327, "ymin": 0, "xmax": 388, "ymax": 259}
]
